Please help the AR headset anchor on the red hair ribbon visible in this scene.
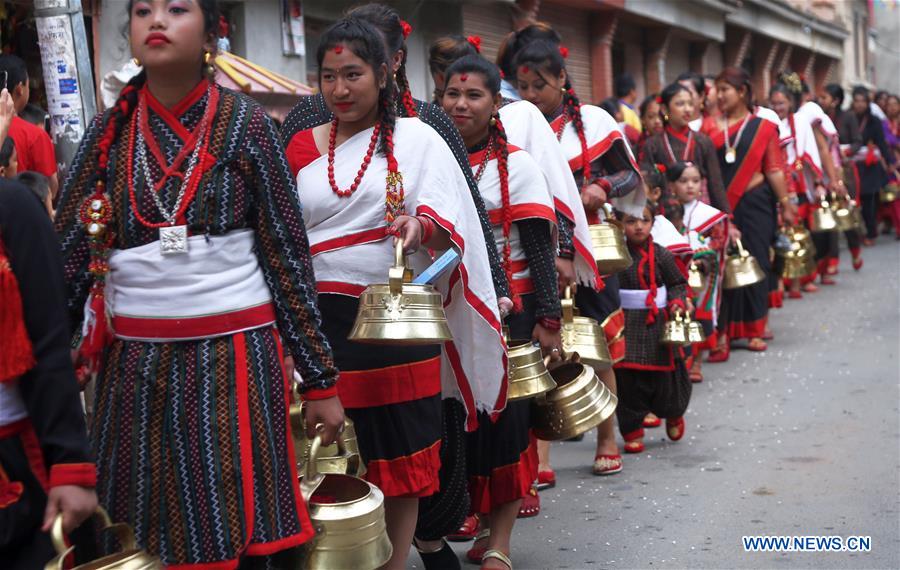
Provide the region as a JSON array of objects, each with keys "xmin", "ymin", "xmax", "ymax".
[
  {"xmin": 467, "ymin": 35, "xmax": 482, "ymax": 53},
  {"xmin": 558, "ymin": 45, "xmax": 569, "ymax": 59},
  {"xmin": 655, "ymin": 95, "xmax": 663, "ymax": 104},
  {"xmin": 655, "ymin": 163, "xmax": 667, "ymax": 174},
  {"xmin": 400, "ymin": 20, "xmax": 412, "ymax": 39}
]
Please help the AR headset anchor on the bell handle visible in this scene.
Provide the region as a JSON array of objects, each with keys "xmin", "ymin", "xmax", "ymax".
[
  {"xmin": 389, "ymin": 240, "xmax": 407, "ymax": 296},
  {"xmin": 734, "ymin": 238, "xmax": 749, "ymax": 258},
  {"xmin": 51, "ymin": 506, "xmax": 137, "ymax": 559},
  {"xmin": 300, "ymin": 434, "xmax": 326, "ymax": 502},
  {"xmin": 602, "ymin": 202, "xmax": 615, "ymax": 221},
  {"xmin": 561, "ymin": 287, "xmax": 575, "ymax": 324}
]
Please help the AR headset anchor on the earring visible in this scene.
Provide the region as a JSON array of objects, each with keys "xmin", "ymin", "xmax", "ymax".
[
  {"xmin": 560, "ymin": 87, "xmax": 566, "ymax": 94},
  {"xmin": 132, "ymin": 57, "xmax": 141, "ymax": 67},
  {"xmin": 663, "ymin": 113, "xmax": 669, "ymax": 122},
  {"xmin": 204, "ymin": 51, "xmax": 216, "ymax": 79},
  {"xmin": 490, "ymin": 115, "xmax": 497, "ymax": 126}
]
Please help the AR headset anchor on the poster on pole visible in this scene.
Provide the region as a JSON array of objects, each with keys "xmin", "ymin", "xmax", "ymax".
[{"xmin": 35, "ymin": 15, "xmax": 83, "ymax": 116}]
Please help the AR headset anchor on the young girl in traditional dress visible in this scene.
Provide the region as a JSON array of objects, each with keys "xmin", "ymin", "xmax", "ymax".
[
  {"xmin": 614, "ymin": 204, "xmax": 691, "ymax": 453},
  {"xmin": 55, "ymin": 1, "xmax": 344, "ymax": 566},
  {"xmin": 701, "ymin": 67, "xmax": 796, "ymax": 360},
  {"xmin": 290, "ymin": 20, "xmax": 505, "ymax": 569},
  {"xmin": 667, "ymin": 162, "xmax": 728, "ymax": 382},
  {"xmin": 442, "ymin": 53, "xmax": 562, "ymax": 570},
  {"xmin": 514, "ymin": 38, "xmax": 646, "ymax": 476}
]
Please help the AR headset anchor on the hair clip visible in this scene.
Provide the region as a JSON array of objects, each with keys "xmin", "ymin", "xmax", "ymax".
[
  {"xmin": 655, "ymin": 163, "xmax": 667, "ymax": 174},
  {"xmin": 655, "ymin": 95, "xmax": 663, "ymax": 104},
  {"xmin": 558, "ymin": 45, "xmax": 569, "ymax": 59},
  {"xmin": 400, "ymin": 20, "xmax": 412, "ymax": 39},
  {"xmin": 467, "ymin": 35, "xmax": 482, "ymax": 53},
  {"xmin": 499, "ymin": 70, "xmax": 506, "ymax": 79}
]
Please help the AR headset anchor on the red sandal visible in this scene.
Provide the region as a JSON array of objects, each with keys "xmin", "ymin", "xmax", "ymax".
[
  {"xmin": 592, "ymin": 454, "xmax": 623, "ymax": 476},
  {"xmin": 623, "ymin": 428, "xmax": 645, "ymax": 454},
  {"xmin": 642, "ymin": 413, "xmax": 661, "ymax": 428},
  {"xmin": 853, "ymin": 256, "xmax": 863, "ymax": 271},
  {"xmin": 466, "ymin": 529, "xmax": 490, "ymax": 564},
  {"xmin": 536, "ymin": 469, "xmax": 556, "ymax": 490},
  {"xmin": 666, "ymin": 417, "xmax": 686, "ymax": 441},
  {"xmin": 448, "ymin": 514, "xmax": 479, "ymax": 542},
  {"xmin": 708, "ymin": 344, "xmax": 729, "ymax": 363}
]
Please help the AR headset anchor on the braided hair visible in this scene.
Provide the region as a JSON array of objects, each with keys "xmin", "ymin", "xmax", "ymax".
[
  {"xmin": 444, "ymin": 55, "xmax": 519, "ymax": 309},
  {"xmin": 346, "ymin": 3, "xmax": 418, "ymax": 118},
  {"xmin": 316, "ymin": 18, "xmax": 403, "ymax": 223},
  {"xmin": 513, "ymin": 39, "xmax": 593, "ymax": 185},
  {"xmin": 496, "ymin": 23, "xmax": 561, "ymax": 80}
]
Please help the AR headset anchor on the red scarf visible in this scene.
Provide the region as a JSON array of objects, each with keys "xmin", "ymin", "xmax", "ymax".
[{"xmin": 635, "ymin": 236, "xmax": 659, "ymax": 325}]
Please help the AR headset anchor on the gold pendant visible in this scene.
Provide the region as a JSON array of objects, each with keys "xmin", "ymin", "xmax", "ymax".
[
  {"xmin": 160, "ymin": 225, "xmax": 189, "ymax": 255},
  {"xmin": 725, "ymin": 148, "xmax": 736, "ymax": 164}
]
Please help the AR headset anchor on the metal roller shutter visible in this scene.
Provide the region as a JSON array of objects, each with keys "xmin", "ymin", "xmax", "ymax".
[
  {"xmin": 462, "ymin": 2, "xmax": 515, "ymax": 67},
  {"xmin": 538, "ymin": 2, "xmax": 594, "ymax": 102}
]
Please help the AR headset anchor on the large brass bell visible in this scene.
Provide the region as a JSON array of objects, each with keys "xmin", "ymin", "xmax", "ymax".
[
  {"xmin": 290, "ymin": 394, "xmax": 365, "ymax": 477},
  {"xmin": 831, "ymin": 195, "xmax": 858, "ymax": 232},
  {"xmin": 684, "ymin": 311, "xmax": 706, "ymax": 345},
  {"xmin": 880, "ymin": 183, "xmax": 898, "ymax": 203},
  {"xmin": 349, "ymin": 241, "xmax": 452, "ymax": 344},
  {"xmin": 809, "ymin": 200, "xmax": 839, "ymax": 232},
  {"xmin": 778, "ymin": 226, "xmax": 816, "ymax": 279},
  {"xmin": 661, "ymin": 309, "xmax": 688, "ymax": 346},
  {"xmin": 560, "ymin": 286, "xmax": 612, "ymax": 370},
  {"xmin": 687, "ymin": 261, "xmax": 704, "ymax": 295},
  {"xmin": 301, "ymin": 435, "xmax": 393, "ymax": 570},
  {"xmin": 46, "ymin": 508, "xmax": 162, "ymax": 569},
  {"xmin": 531, "ymin": 358, "xmax": 617, "ymax": 440},
  {"xmin": 506, "ymin": 333, "xmax": 556, "ymax": 400},
  {"xmin": 589, "ymin": 204, "xmax": 633, "ymax": 274},
  {"xmin": 723, "ymin": 239, "xmax": 766, "ymax": 289}
]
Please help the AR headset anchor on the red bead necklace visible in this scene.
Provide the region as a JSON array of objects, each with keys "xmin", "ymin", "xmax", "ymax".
[{"xmin": 327, "ymin": 118, "xmax": 381, "ymax": 197}]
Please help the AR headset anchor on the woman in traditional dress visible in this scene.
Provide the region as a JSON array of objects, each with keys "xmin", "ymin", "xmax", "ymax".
[
  {"xmin": 849, "ymin": 85, "xmax": 897, "ymax": 242},
  {"xmin": 641, "ymin": 82, "xmax": 731, "ymax": 214},
  {"xmin": 770, "ymin": 80, "xmax": 834, "ymax": 296},
  {"xmin": 614, "ymin": 203, "xmax": 691, "ymax": 453},
  {"xmin": 700, "ymin": 67, "xmax": 796, "ymax": 360},
  {"xmin": 514, "ymin": 39, "xmax": 646, "ymax": 477},
  {"xmin": 442, "ymin": 53, "xmax": 562, "ymax": 570},
  {"xmin": 55, "ymin": 1, "xmax": 344, "ymax": 566},
  {"xmin": 666, "ymin": 162, "xmax": 728, "ymax": 382},
  {"xmin": 820, "ymin": 83, "xmax": 865, "ymax": 268},
  {"xmin": 636, "ymin": 93, "xmax": 662, "ymax": 160},
  {"xmin": 290, "ymin": 20, "xmax": 505, "ymax": 569},
  {"xmin": 677, "ymin": 71, "xmax": 708, "ymax": 133}
]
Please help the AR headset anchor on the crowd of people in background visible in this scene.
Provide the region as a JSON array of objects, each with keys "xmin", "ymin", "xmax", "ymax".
[{"xmin": 1, "ymin": 1, "xmax": 898, "ymax": 569}]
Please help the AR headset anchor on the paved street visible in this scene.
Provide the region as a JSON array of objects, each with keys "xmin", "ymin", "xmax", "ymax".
[{"xmin": 413, "ymin": 240, "xmax": 900, "ymax": 570}]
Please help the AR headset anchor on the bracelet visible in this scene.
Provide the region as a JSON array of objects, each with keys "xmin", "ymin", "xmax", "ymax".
[
  {"xmin": 778, "ymin": 195, "xmax": 792, "ymax": 204},
  {"xmin": 538, "ymin": 317, "xmax": 562, "ymax": 331},
  {"xmin": 416, "ymin": 215, "xmax": 435, "ymax": 243}
]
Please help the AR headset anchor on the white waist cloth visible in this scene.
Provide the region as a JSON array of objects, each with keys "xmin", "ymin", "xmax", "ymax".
[
  {"xmin": 0, "ymin": 380, "xmax": 27, "ymax": 428},
  {"xmin": 106, "ymin": 229, "xmax": 275, "ymax": 342},
  {"xmin": 619, "ymin": 286, "xmax": 667, "ymax": 310},
  {"xmin": 841, "ymin": 144, "xmax": 881, "ymax": 163}
]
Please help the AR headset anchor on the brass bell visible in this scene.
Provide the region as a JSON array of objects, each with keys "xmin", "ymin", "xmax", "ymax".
[
  {"xmin": 531, "ymin": 359, "xmax": 617, "ymax": 441},
  {"xmin": 831, "ymin": 194, "xmax": 857, "ymax": 232},
  {"xmin": 348, "ymin": 241, "xmax": 452, "ymax": 345},
  {"xmin": 661, "ymin": 309, "xmax": 688, "ymax": 346},
  {"xmin": 777, "ymin": 226, "xmax": 816, "ymax": 280},
  {"xmin": 507, "ymin": 339, "xmax": 556, "ymax": 400},
  {"xmin": 684, "ymin": 312, "xmax": 706, "ymax": 345},
  {"xmin": 589, "ymin": 204, "xmax": 633, "ymax": 274},
  {"xmin": 560, "ymin": 286, "xmax": 612, "ymax": 370},
  {"xmin": 723, "ymin": 238, "xmax": 766, "ymax": 290},
  {"xmin": 809, "ymin": 200, "xmax": 839, "ymax": 232},
  {"xmin": 880, "ymin": 183, "xmax": 898, "ymax": 203},
  {"xmin": 301, "ymin": 435, "xmax": 393, "ymax": 570},
  {"xmin": 45, "ymin": 507, "xmax": 162, "ymax": 569},
  {"xmin": 290, "ymin": 394, "xmax": 365, "ymax": 477},
  {"xmin": 687, "ymin": 261, "xmax": 704, "ymax": 295}
]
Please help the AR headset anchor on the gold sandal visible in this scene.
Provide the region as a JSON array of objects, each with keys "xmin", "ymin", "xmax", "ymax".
[{"xmin": 481, "ymin": 549, "xmax": 513, "ymax": 569}]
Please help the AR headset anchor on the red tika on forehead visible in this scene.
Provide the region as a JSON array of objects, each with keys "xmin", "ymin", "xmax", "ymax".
[
  {"xmin": 333, "ymin": 45, "xmax": 344, "ymax": 54},
  {"xmin": 460, "ymin": 74, "xmax": 468, "ymax": 82},
  {"xmin": 519, "ymin": 65, "xmax": 530, "ymax": 75}
]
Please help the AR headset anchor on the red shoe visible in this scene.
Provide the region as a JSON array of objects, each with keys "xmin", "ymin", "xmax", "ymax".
[
  {"xmin": 517, "ymin": 485, "xmax": 540, "ymax": 518},
  {"xmin": 592, "ymin": 454, "xmax": 623, "ymax": 476},
  {"xmin": 466, "ymin": 529, "xmax": 490, "ymax": 563},
  {"xmin": 643, "ymin": 413, "xmax": 661, "ymax": 428},
  {"xmin": 853, "ymin": 257, "xmax": 863, "ymax": 271},
  {"xmin": 802, "ymin": 282, "xmax": 819, "ymax": 293},
  {"xmin": 624, "ymin": 440, "xmax": 645, "ymax": 453},
  {"xmin": 788, "ymin": 290, "xmax": 803, "ymax": 299},
  {"xmin": 689, "ymin": 370, "xmax": 704, "ymax": 383},
  {"xmin": 666, "ymin": 417, "xmax": 686, "ymax": 441},
  {"xmin": 536, "ymin": 469, "xmax": 556, "ymax": 490},
  {"xmin": 447, "ymin": 514, "xmax": 479, "ymax": 542},
  {"xmin": 708, "ymin": 344, "xmax": 730, "ymax": 363},
  {"xmin": 747, "ymin": 338, "xmax": 768, "ymax": 352},
  {"xmin": 623, "ymin": 428, "xmax": 645, "ymax": 454}
]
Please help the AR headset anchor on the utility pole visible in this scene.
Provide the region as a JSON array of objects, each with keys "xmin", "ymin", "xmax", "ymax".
[{"xmin": 33, "ymin": 0, "xmax": 96, "ymax": 176}]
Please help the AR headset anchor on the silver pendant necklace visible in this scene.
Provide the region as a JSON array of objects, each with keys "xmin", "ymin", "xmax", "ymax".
[
  {"xmin": 136, "ymin": 92, "xmax": 211, "ymax": 255},
  {"xmin": 723, "ymin": 114, "xmax": 750, "ymax": 165}
]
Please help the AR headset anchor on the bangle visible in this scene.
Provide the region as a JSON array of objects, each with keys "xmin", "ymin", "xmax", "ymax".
[
  {"xmin": 416, "ymin": 215, "xmax": 435, "ymax": 243},
  {"xmin": 538, "ymin": 317, "xmax": 562, "ymax": 331},
  {"xmin": 779, "ymin": 195, "xmax": 792, "ymax": 204}
]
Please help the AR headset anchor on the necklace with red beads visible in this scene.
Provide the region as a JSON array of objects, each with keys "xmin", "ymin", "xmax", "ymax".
[{"xmin": 327, "ymin": 118, "xmax": 381, "ymax": 197}]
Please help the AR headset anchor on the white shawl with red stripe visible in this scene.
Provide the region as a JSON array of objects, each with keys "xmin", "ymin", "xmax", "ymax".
[
  {"xmin": 780, "ymin": 112, "xmax": 823, "ymax": 197},
  {"xmin": 499, "ymin": 100, "xmax": 599, "ymax": 287},
  {"xmin": 470, "ymin": 146, "xmax": 557, "ymax": 292},
  {"xmin": 297, "ymin": 118, "xmax": 506, "ymax": 425},
  {"xmin": 554, "ymin": 104, "xmax": 645, "ymax": 219},
  {"xmin": 651, "ymin": 215, "xmax": 692, "ymax": 257}
]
